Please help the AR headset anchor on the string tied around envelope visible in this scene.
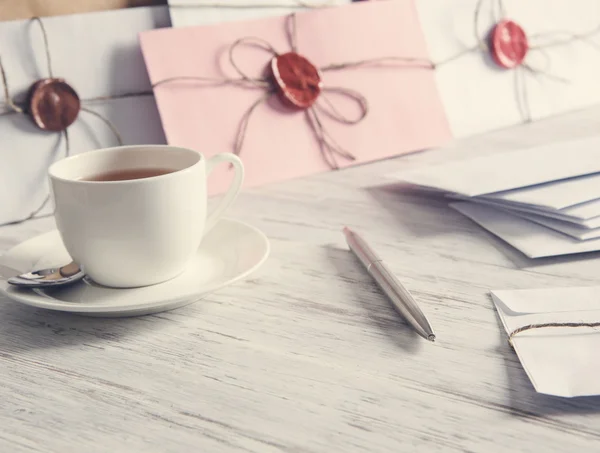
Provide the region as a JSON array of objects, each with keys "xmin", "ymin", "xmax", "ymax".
[
  {"xmin": 0, "ymin": 17, "xmax": 130, "ymax": 226},
  {"xmin": 152, "ymin": 12, "xmax": 434, "ymax": 170},
  {"xmin": 508, "ymin": 322, "xmax": 600, "ymax": 348},
  {"xmin": 433, "ymin": 0, "xmax": 600, "ymax": 124}
]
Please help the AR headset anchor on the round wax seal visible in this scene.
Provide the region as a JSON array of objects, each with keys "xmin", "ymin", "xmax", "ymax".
[
  {"xmin": 27, "ymin": 78, "xmax": 81, "ymax": 132},
  {"xmin": 271, "ymin": 52, "xmax": 322, "ymax": 109},
  {"xmin": 490, "ymin": 19, "xmax": 529, "ymax": 69}
]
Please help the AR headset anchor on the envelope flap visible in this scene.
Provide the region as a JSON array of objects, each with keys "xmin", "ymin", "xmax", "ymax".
[{"xmin": 491, "ymin": 286, "xmax": 600, "ymax": 315}]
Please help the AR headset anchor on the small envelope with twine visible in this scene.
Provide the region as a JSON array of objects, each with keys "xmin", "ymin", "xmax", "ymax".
[
  {"xmin": 416, "ymin": 0, "xmax": 600, "ymax": 138},
  {"xmin": 140, "ymin": 0, "xmax": 452, "ymax": 195},
  {"xmin": 0, "ymin": 6, "xmax": 170, "ymax": 226},
  {"xmin": 491, "ymin": 286, "xmax": 600, "ymax": 398}
]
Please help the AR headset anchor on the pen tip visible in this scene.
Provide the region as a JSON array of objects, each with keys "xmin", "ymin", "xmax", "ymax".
[{"xmin": 427, "ymin": 334, "xmax": 436, "ymax": 342}]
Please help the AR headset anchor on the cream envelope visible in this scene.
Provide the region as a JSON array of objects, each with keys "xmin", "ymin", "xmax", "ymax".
[
  {"xmin": 140, "ymin": 0, "xmax": 452, "ymax": 195},
  {"xmin": 450, "ymin": 201, "xmax": 600, "ymax": 258},
  {"xmin": 168, "ymin": 0, "xmax": 351, "ymax": 29},
  {"xmin": 0, "ymin": 6, "xmax": 170, "ymax": 226},
  {"xmin": 491, "ymin": 286, "xmax": 600, "ymax": 397},
  {"xmin": 415, "ymin": 0, "xmax": 600, "ymax": 137}
]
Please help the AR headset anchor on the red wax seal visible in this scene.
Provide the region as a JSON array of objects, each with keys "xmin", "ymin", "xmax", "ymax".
[
  {"xmin": 27, "ymin": 78, "xmax": 81, "ymax": 132},
  {"xmin": 490, "ymin": 19, "xmax": 528, "ymax": 69},
  {"xmin": 271, "ymin": 52, "xmax": 322, "ymax": 109}
]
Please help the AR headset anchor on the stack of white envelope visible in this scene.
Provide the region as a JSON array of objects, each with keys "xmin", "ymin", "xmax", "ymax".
[{"xmin": 389, "ymin": 135, "xmax": 600, "ymax": 259}]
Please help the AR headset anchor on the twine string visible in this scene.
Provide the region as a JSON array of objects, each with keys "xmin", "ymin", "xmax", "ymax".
[
  {"xmin": 80, "ymin": 107, "xmax": 124, "ymax": 146},
  {"xmin": 473, "ymin": 0, "xmax": 490, "ymax": 52},
  {"xmin": 508, "ymin": 321, "xmax": 600, "ymax": 348},
  {"xmin": 322, "ymin": 56, "xmax": 435, "ymax": 72},
  {"xmin": 529, "ymin": 25, "xmax": 600, "ymax": 51},
  {"xmin": 286, "ymin": 12, "xmax": 299, "ymax": 53},
  {"xmin": 490, "ymin": 0, "xmax": 505, "ymax": 24},
  {"xmin": 305, "ymin": 106, "xmax": 354, "ymax": 169},
  {"xmin": 513, "ymin": 67, "xmax": 531, "ymax": 123},
  {"xmin": 0, "ymin": 57, "xmax": 24, "ymax": 114},
  {"xmin": 228, "ymin": 37, "xmax": 277, "ymax": 87},
  {"xmin": 522, "ymin": 60, "xmax": 569, "ymax": 84},
  {"xmin": 316, "ymin": 87, "xmax": 367, "ymax": 125},
  {"xmin": 0, "ymin": 89, "xmax": 157, "ymax": 116},
  {"xmin": 522, "ymin": 45, "xmax": 553, "ymax": 76},
  {"xmin": 81, "ymin": 90, "xmax": 154, "ymax": 104},
  {"xmin": 233, "ymin": 92, "xmax": 273, "ymax": 157},
  {"xmin": 432, "ymin": 46, "xmax": 481, "ymax": 68},
  {"xmin": 151, "ymin": 75, "xmax": 265, "ymax": 90},
  {"xmin": 32, "ymin": 16, "xmax": 53, "ymax": 78},
  {"xmin": 433, "ymin": 0, "xmax": 493, "ymax": 70},
  {"xmin": 3, "ymin": 129, "xmax": 68, "ymax": 226}
]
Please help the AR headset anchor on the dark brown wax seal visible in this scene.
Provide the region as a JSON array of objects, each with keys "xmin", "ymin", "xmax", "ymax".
[
  {"xmin": 271, "ymin": 52, "xmax": 322, "ymax": 109},
  {"xmin": 27, "ymin": 78, "xmax": 81, "ymax": 131},
  {"xmin": 490, "ymin": 19, "xmax": 529, "ymax": 69}
]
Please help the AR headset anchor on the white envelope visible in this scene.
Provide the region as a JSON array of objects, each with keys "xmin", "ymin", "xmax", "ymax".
[
  {"xmin": 168, "ymin": 0, "xmax": 351, "ymax": 28},
  {"xmin": 454, "ymin": 197, "xmax": 600, "ymax": 227},
  {"xmin": 505, "ymin": 209, "xmax": 600, "ymax": 241},
  {"xmin": 389, "ymin": 136, "xmax": 600, "ymax": 197},
  {"xmin": 483, "ymin": 173, "xmax": 600, "ymax": 211},
  {"xmin": 0, "ymin": 6, "xmax": 170, "ymax": 226},
  {"xmin": 450, "ymin": 201, "xmax": 600, "ymax": 258},
  {"xmin": 416, "ymin": 0, "xmax": 600, "ymax": 138},
  {"xmin": 491, "ymin": 286, "xmax": 600, "ymax": 398}
]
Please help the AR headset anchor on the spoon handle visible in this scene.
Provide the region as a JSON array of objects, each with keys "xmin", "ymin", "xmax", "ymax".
[{"xmin": 60, "ymin": 261, "xmax": 81, "ymax": 277}]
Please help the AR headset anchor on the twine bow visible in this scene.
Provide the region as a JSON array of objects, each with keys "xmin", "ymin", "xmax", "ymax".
[
  {"xmin": 153, "ymin": 12, "xmax": 434, "ymax": 170},
  {"xmin": 434, "ymin": 0, "xmax": 600, "ymax": 123}
]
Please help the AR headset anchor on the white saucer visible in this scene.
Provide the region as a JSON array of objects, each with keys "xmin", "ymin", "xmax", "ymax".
[{"xmin": 0, "ymin": 219, "xmax": 269, "ymax": 317}]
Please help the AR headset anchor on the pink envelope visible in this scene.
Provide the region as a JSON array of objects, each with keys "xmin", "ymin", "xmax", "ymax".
[{"xmin": 140, "ymin": 0, "xmax": 451, "ymax": 194}]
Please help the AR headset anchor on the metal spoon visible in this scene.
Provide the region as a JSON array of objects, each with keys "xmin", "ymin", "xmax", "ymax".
[{"xmin": 7, "ymin": 261, "xmax": 85, "ymax": 289}]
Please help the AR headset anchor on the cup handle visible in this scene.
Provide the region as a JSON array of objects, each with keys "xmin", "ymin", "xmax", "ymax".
[{"xmin": 204, "ymin": 153, "xmax": 245, "ymax": 233}]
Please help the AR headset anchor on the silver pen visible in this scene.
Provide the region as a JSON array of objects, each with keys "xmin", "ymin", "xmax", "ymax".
[{"xmin": 343, "ymin": 227, "xmax": 436, "ymax": 342}]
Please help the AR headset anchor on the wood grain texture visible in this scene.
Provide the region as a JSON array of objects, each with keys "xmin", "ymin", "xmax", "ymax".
[{"xmin": 2, "ymin": 105, "xmax": 600, "ymax": 452}]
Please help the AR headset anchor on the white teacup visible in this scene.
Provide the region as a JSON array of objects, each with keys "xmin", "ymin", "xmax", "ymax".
[{"xmin": 48, "ymin": 145, "xmax": 244, "ymax": 288}]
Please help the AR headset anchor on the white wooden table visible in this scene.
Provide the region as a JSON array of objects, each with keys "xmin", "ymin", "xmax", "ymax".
[{"xmin": 2, "ymin": 106, "xmax": 600, "ymax": 452}]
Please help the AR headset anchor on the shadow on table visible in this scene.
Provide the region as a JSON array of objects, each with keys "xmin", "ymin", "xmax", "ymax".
[
  {"xmin": 366, "ymin": 183, "xmax": 600, "ymax": 272},
  {"xmin": 0, "ymin": 298, "xmax": 184, "ymax": 355},
  {"xmin": 364, "ymin": 183, "xmax": 456, "ymax": 238},
  {"xmin": 492, "ymin": 311, "xmax": 600, "ymax": 416},
  {"xmin": 323, "ymin": 244, "xmax": 424, "ymax": 355},
  {"xmin": 364, "ymin": 183, "xmax": 532, "ymax": 268}
]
